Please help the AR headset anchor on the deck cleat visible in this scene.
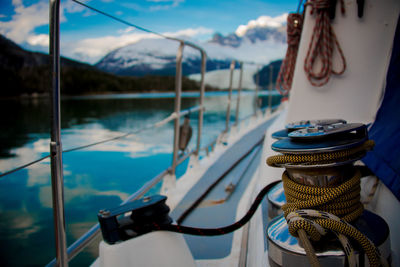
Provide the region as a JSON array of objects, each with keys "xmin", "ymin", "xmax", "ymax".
[{"xmin": 266, "ymin": 121, "xmax": 391, "ymax": 267}]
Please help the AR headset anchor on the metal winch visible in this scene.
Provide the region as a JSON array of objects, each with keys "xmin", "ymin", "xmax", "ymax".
[
  {"xmin": 268, "ymin": 119, "xmax": 347, "ymax": 219},
  {"xmin": 266, "ymin": 121, "xmax": 391, "ymax": 267}
]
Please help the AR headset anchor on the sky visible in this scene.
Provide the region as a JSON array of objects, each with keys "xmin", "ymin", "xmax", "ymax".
[{"xmin": 0, "ymin": 0, "xmax": 299, "ymax": 64}]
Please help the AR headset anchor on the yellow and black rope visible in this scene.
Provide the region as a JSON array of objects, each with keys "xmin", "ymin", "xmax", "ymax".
[
  {"xmin": 281, "ymin": 171, "xmax": 380, "ymax": 266},
  {"xmin": 267, "ymin": 139, "xmax": 375, "ymax": 167},
  {"xmin": 282, "ymin": 171, "xmax": 363, "ymax": 221},
  {"xmin": 266, "ymin": 139, "xmax": 383, "ymax": 267}
]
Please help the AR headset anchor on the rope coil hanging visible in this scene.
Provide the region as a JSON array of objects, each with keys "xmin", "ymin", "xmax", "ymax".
[
  {"xmin": 276, "ymin": 13, "xmax": 304, "ymax": 95},
  {"xmin": 303, "ymin": 0, "xmax": 347, "ymax": 87}
]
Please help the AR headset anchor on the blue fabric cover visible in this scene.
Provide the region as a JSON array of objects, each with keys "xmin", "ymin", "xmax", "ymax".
[{"xmin": 362, "ymin": 17, "xmax": 400, "ymax": 201}]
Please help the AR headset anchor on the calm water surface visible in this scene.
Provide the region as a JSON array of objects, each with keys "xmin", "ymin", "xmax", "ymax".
[{"xmin": 0, "ymin": 91, "xmax": 280, "ymax": 266}]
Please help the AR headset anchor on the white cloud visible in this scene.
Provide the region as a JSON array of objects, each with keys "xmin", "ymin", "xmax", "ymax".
[
  {"xmin": 64, "ymin": 26, "xmax": 213, "ymax": 63},
  {"xmin": 0, "ymin": 0, "xmax": 207, "ymax": 64},
  {"xmin": 62, "ymin": 0, "xmax": 86, "ymax": 14},
  {"xmin": 0, "ymin": 0, "xmax": 87, "ymax": 49},
  {"xmin": 148, "ymin": 0, "xmax": 185, "ymax": 11},
  {"xmin": 64, "ymin": 32, "xmax": 159, "ymax": 63},
  {"xmin": 27, "ymin": 33, "xmax": 49, "ymax": 47},
  {"xmin": 163, "ymin": 27, "xmax": 213, "ymax": 38},
  {"xmin": 0, "ymin": 0, "xmax": 48, "ymax": 43},
  {"xmin": 117, "ymin": 26, "xmax": 136, "ymax": 34},
  {"xmin": 235, "ymin": 13, "xmax": 288, "ymax": 37}
]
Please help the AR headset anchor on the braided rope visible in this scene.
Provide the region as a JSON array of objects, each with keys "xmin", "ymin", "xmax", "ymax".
[
  {"xmin": 276, "ymin": 13, "xmax": 303, "ymax": 95},
  {"xmin": 266, "ymin": 139, "xmax": 375, "ymax": 167},
  {"xmin": 304, "ymin": 0, "xmax": 347, "ymax": 87},
  {"xmin": 282, "ymin": 173, "xmax": 382, "ymax": 266},
  {"xmin": 287, "ymin": 210, "xmax": 356, "ymax": 265},
  {"xmin": 283, "ymin": 171, "xmax": 364, "ymax": 220},
  {"xmin": 266, "ymin": 139, "xmax": 384, "ymax": 266}
]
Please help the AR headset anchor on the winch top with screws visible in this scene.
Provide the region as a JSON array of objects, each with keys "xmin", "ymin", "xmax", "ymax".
[
  {"xmin": 272, "ymin": 123, "xmax": 368, "ymax": 154},
  {"xmin": 272, "ymin": 119, "xmax": 347, "ymax": 140},
  {"xmin": 286, "ymin": 119, "xmax": 346, "ymax": 131}
]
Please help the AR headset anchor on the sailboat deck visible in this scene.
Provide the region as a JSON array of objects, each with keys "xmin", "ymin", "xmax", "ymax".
[{"xmin": 170, "ymin": 117, "xmax": 276, "ymax": 259}]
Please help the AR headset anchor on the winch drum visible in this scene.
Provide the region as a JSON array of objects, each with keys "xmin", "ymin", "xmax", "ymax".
[{"xmin": 266, "ymin": 122, "xmax": 391, "ymax": 267}]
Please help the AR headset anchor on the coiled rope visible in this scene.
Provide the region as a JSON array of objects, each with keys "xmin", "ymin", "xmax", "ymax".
[
  {"xmin": 267, "ymin": 139, "xmax": 375, "ymax": 167},
  {"xmin": 276, "ymin": 13, "xmax": 303, "ymax": 95},
  {"xmin": 266, "ymin": 140, "xmax": 385, "ymax": 267},
  {"xmin": 304, "ymin": 0, "xmax": 347, "ymax": 87},
  {"xmin": 282, "ymin": 171, "xmax": 382, "ymax": 267}
]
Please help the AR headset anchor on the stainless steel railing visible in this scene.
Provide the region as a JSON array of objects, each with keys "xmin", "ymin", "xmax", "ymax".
[
  {"xmin": 45, "ymin": 1, "xmax": 280, "ymax": 266},
  {"xmin": 49, "ymin": 0, "xmax": 68, "ymax": 266},
  {"xmin": 225, "ymin": 60, "xmax": 236, "ymax": 133},
  {"xmin": 46, "ymin": 2, "xmax": 210, "ymax": 265},
  {"xmin": 196, "ymin": 51, "xmax": 207, "ymax": 157},
  {"xmin": 235, "ymin": 62, "xmax": 244, "ymax": 126},
  {"xmin": 254, "ymin": 65, "xmax": 261, "ymax": 116},
  {"xmin": 171, "ymin": 42, "xmax": 185, "ymax": 176},
  {"xmin": 171, "ymin": 42, "xmax": 207, "ymax": 175},
  {"xmin": 44, "ymin": 63, "xmax": 272, "ymax": 267}
]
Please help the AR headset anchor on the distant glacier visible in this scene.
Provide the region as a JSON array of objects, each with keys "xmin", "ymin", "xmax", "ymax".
[{"xmin": 95, "ymin": 25, "xmax": 287, "ymax": 77}]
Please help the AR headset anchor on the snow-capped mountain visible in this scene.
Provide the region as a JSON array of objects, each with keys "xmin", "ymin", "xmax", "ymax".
[{"xmin": 95, "ymin": 25, "xmax": 287, "ymax": 76}]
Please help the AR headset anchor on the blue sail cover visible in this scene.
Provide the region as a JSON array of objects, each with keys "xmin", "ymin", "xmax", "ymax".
[{"xmin": 362, "ymin": 17, "xmax": 400, "ymax": 201}]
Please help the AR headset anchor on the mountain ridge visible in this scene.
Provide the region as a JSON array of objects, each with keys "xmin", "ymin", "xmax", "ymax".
[
  {"xmin": 96, "ymin": 25, "xmax": 287, "ymax": 76},
  {"xmin": 0, "ymin": 34, "xmax": 211, "ymax": 97}
]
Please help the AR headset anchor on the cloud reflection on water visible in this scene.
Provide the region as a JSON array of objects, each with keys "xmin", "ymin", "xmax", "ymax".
[{"xmin": 0, "ymin": 93, "xmax": 262, "ymax": 265}]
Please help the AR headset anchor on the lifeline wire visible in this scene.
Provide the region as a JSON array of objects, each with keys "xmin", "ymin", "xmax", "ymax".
[
  {"xmin": 0, "ymin": 112, "xmax": 178, "ymax": 178},
  {"xmin": 0, "ymin": 0, "xmax": 266, "ymax": 179},
  {"xmin": 71, "ymin": 0, "xmax": 208, "ymax": 53},
  {"xmin": 71, "ymin": 0, "xmax": 177, "ymax": 42},
  {"xmin": 71, "ymin": 0, "xmax": 267, "ymax": 66},
  {"xmin": 0, "ymin": 131, "xmax": 137, "ymax": 178}
]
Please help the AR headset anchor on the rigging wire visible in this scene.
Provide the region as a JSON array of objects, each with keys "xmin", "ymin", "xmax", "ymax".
[
  {"xmin": 71, "ymin": 0, "xmax": 266, "ymax": 65},
  {"xmin": 0, "ymin": 133, "xmax": 136, "ymax": 179},
  {"xmin": 0, "ymin": 0, "xmax": 265, "ymax": 178},
  {"xmin": 0, "ymin": 112, "xmax": 180, "ymax": 178},
  {"xmin": 0, "ymin": 156, "xmax": 51, "ymax": 178},
  {"xmin": 71, "ymin": 0, "xmax": 207, "ymax": 53},
  {"xmin": 71, "ymin": 0, "xmax": 178, "ymax": 42}
]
